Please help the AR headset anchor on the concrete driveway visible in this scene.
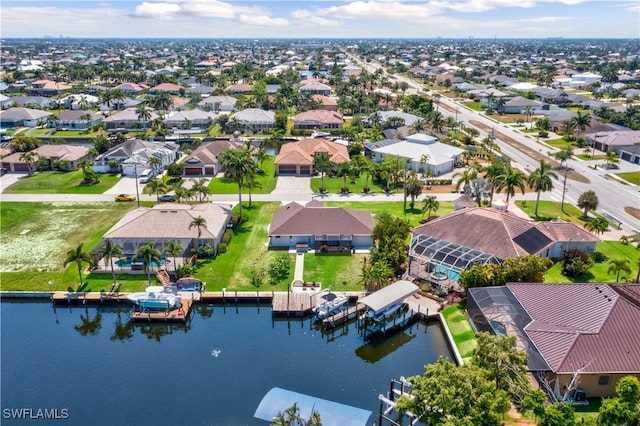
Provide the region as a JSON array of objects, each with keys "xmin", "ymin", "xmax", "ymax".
[
  {"xmin": 102, "ymin": 176, "xmax": 145, "ymax": 195},
  {"xmin": 0, "ymin": 172, "xmax": 28, "ymax": 193},
  {"xmin": 271, "ymin": 176, "xmax": 312, "ymax": 195}
]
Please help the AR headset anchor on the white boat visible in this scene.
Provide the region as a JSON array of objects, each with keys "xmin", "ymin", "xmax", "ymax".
[
  {"xmin": 313, "ymin": 292, "xmax": 349, "ymax": 319},
  {"xmin": 366, "ymin": 302, "xmax": 405, "ymax": 321},
  {"xmin": 127, "ymin": 286, "xmax": 182, "ymax": 310}
]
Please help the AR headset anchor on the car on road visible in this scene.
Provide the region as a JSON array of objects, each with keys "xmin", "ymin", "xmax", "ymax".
[
  {"xmin": 158, "ymin": 193, "xmax": 176, "ymax": 202},
  {"xmin": 115, "ymin": 194, "xmax": 136, "ymax": 202}
]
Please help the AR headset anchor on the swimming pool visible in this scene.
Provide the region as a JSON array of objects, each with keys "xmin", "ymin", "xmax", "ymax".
[{"xmin": 115, "ymin": 257, "xmax": 168, "ymax": 268}]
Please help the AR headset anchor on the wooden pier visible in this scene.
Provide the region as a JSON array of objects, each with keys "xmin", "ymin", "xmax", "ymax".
[
  {"xmin": 271, "ymin": 292, "xmax": 318, "ymax": 316},
  {"xmin": 51, "ymin": 291, "xmax": 128, "ymax": 304},
  {"xmin": 130, "ymin": 299, "xmax": 194, "ymax": 322}
]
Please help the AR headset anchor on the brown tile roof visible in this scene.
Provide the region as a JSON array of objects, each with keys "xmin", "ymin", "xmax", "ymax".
[
  {"xmin": 34, "ymin": 144, "xmax": 89, "ymax": 162},
  {"xmin": 104, "ymin": 203, "xmax": 232, "ymax": 240},
  {"xmin": 535, "ymin": 221, "xmax": 599, "ymax": 243},
  {"xmin": 412, "ymin": 207, "xmax": 553, "ymax": 260},
  {"xmin": 151, "ymin": 83, "xmax": 183, "ymax": 92},
  {"xmin": 293, "ymin": 110, "xmax": 343, "ymax": 125},
  {"xmin": 311, "ymin": 95, "xmax": 337, "ymax": 107},
  {"xmin": 508, "ymin": 283, "xmax": 640, "ymax": 374},
  {"xmin": 269, "ymin": 202, "xmax": 374, "ymax": 236},
  {"xmin": 183, "ymin": 140, "xmax": 244, "ymax": 165},
  {"xmin": 275, "ymin": 138, "xmax": 349, "ymax": 166}
]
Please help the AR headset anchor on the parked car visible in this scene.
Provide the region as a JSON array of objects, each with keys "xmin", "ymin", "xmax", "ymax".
[
  {"xmin": 158, "ymin": 193, "xmax": 176, "ymax": 202},
  {"xmin": 115, "ymin": 194, "xmax": 136, "ymax": 202}
]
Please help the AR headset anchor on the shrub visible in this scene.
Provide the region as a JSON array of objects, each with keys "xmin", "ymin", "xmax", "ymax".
[
  {"xmin": 268, "ymin": 255, "xmax": 291, "ymax": 285},
  {"xmin": 561, "ymin": 249, "xmax": 593, "ymax": 278},
  {"xmin": 217, "ymin": 242, "xmax": 227, "ymax": 254},
  {"xmin": 221, "ymin": 230, "xmax": 233, "ymax": 245},
  {"xmin": 590, "ymin": 251, "xmax": 608, "ymax": 263}
]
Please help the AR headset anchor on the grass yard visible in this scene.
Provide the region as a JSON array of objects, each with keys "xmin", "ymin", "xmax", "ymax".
[
  {"xmin": 208, "ymin": 157, "xmax": 277, "ymax": 194},
  {"xmin": 515, "ymin": 200, "xmax": 589, "ymax": 225},
  {"xmin": 311, "ymin": 174, "xmax": 388, "ymax": 194},
  {"xmin": 0, "ymin": 202, "xmax": 140, "ymax": 291},
  {"xmin": 615, "ymin": 171, "xmax": 640, "ymax": 185},
  {"xmin": 545, "ymin": 240, "xmax": 640, "ymax": 283},
  {"xmin": 441, "ymin": 303, "xmax": 477, "ymax": 364},
  {"xmin": 577, "ymin": 154, "xmax": 606, "ymax": 161},
  {"xmin": 544, "ymin": 138, "xmax": 574, "ymax": 149},
  {"xmin": 324, "ymin": 201, "xmax": 454, "ymax": 228},
  {"xmin": 464, "ymin": 101, "xmax": 485, "ymax": 111},
  {"xmin": 303, "ymin": 254, "xmax": 366, "ymax": 291},
  {"xmin": 3, "ymin": 170, "xmax": 121, "ymax": 194},
  {"xmin": 193, "ymin": 202, "xmax": 294, "ymax": 291}
]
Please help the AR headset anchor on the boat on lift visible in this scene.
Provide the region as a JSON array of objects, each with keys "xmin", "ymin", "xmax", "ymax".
[
  {"xmin": 313, "ymin": 292, "xmax": 349, "ymax": 319},
  {"xmin": 127, "ymin": 286, "xmax": 182, "ymax": 310}
]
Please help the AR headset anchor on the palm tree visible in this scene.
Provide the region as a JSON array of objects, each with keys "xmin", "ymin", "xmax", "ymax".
[
  {"xmin": 453, "ymin": 168, "xmax": 478, "ymax": 191},
  {"xmin": 419, "ymin": 154, "xmax": 431, "ymax": 177},
  {"xmin": 144, "ymin": 179, "xmax": 169, "ymax": 201},
  {"xmin": 584, "ymin": 216, "xmax": 609, "ymax": 237},
  {"xmin": 523, "ymin": 105, "xmax": 533, "ymax": 123},
  {"xmin": 136, "ymin": 242, "xmax": 162, "ymax": 286},
  {"xmin": 219, "ymin": 148, "xmax": 255, "ymax": 222},
  {"xmin": 336, "ymin": 161, "xmax": 352, "ymax": 192},
  {"xmin": 148, "ymin": 156, "xmax": 162, "ymax": 175},
  {"xmin": 605, "ymin": 150, "xmax": 619, "ymax": 169},
  {"xmin": 527, "ymin": 160, "xmax": 558, "ymax": 217},
  {"xmin": 164, "ymin": 240, "xmax": 183, "ymax": 274},
  {"xmin": 312, "ymin": 152, "xmax": 334, "ymax": 194},
  {"xmin": 63, "ymin": 243, "xmax": 91, "ymax": 287},
  {"xmin": 553, "ymin": 148, "xmax": 574, "ymax": 170},
  {"xmin": 189, "ymin": 216, "xmax": 207, "ymax": 255},
  {"xmin": 421, "ymin": 195, "xmax": 439, "ymax": 220},
  {"xmin": 571, "ymin": 111, "xmax": 591, "ymax": 142},
  {"xmin": 577, "ymin": 190, "xmax": 599, "ymax": 218},
  {"xmin": 607, "ymin": 258, "xmax": 631, "ymax": 283},
  {"xmin": 495, "ymin": 166, "xmax": 526, "ymax": 207},
  {"xmin": 405, "ymin": 172, "xmax": 423, "ymax": 209},
  {"xmin": 135, "ymin": 104, "xmax": 152, "ymax": 129},
  {"xmin": 255, "ymin": 147, "xmax": 268, "ymax": 170},
  {"xmin": 19, "ymin": 151, "xmax": 38, "ymax": 175},
  {"xmin": 99, "ymin": 239, "xmax": 123, "ymax": 287}
]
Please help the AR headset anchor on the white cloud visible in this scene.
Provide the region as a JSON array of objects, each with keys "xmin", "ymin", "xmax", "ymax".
[
  {"xmin": 180, "ymin": 0, "xmax": 265, "ymax": 19},
  {"xmin": 320, "ymin": 1, "xmax": 442, "ymax": 20},
  {"xmin": 132, "ymin": 2, "xmax": 181, "ymax": 19},
  {"xmin": 237, "ymin": 14, "xmax": 289, "ymax": 26},
  {"xmin": 290, "ymin": 9, "xmax": 343, "ymax": 26}
]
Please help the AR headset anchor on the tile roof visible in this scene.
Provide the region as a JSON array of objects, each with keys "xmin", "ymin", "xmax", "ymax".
[
  {"xmin": 34, "ymin": 144, "xmax": 89, "ymax": 162},
  {"xmin": 275, "ymin": 138, "xmax": 349, "ymax": 166},
  {"xmin": 293, "ymin": 110, "xmax": 343, "ymax": 125},
  {"xmin": 508, "ymin": 283, "xmax": 640, "ymax": 374},
  {"xmin": 184, "ymin": 140, "xmax": 244, "ymax": 165},
  {"xmin": 412, "ymin": 207, "xmax": 554, "ymax": 260},
  {"xmin": 269, "ymin": 202, "xmax": 374, "ymax": 236}
]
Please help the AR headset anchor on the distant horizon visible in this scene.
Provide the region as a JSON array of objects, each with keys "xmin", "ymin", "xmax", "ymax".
[
  {"xmin": 2, "ymin": 36, "xmax": 639, "ymax": 41},
  {"xmin": 1, "ymin": 1, "xmax": 638, "ymax": 39}
]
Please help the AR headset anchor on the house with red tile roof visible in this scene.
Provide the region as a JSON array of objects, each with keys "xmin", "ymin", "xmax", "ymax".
[
  {"xmin": 311, "ymin": 95, "xmax": 338, "ymax": 111},
  {"xmin": 408, "ymin": 207, "xmax": 598, "ymax": 284},
  {"xmin": 268, "ymin": 200, "xmax": 374, "ymax": 252},
  {"xmin": 468, "ymin": 283, "xmax": 640, "ymax": 398},
  {"xmin": 149, "ymin": 82, "xmax": 184, "ymax": 94},
  {"xmin": 292, "ymin": 110, "xmax": 343, "ymax": 130},
  {"xmin": 182, "ymin": 140, "xmax": 245, "ymax": 176},
  {"xmin": 29, "ymin": 79, "xmax": 72, "ymax": 96},
  {"xmin": 274, "ymin": 137, "xmax": 349, "ymax": 176}
]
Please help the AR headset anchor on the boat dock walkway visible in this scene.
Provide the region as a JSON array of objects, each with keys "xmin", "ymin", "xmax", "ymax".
[
  {"xmin": 322, "ymin": 305, "xmax": 365, "ymax": 328},
  {"xmin": 130, "ymin": 299, "xmax": 194, "ymax": 322},
  {"xmin": 272, "ymin": 291, "xmax": 319, "ymax": 316}
]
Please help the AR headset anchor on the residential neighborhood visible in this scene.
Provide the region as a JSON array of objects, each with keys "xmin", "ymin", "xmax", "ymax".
[{"xmin": 1, "ymin": 36, "xmax": 639, "ymax": 425}]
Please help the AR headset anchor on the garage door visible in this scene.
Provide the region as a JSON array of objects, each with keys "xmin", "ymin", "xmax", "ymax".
[
  {"xmin": 299, "ymin": 166, "xmax": 311, "ymax": 176},
  {"xmin": 204, "ymin": 167, "xmax": 215, "ymax": 175},
  {"xmin": 184, "ymin": 167, "xmax": 202, "ymax": 175},
  {"xmin": 278, "ymin": 165, "xmax": 297, "ymax": 175}
]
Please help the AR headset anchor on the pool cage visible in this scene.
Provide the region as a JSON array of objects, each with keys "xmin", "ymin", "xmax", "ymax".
[
  {"xmin": 408, "ymin": 234, "xmax": 500, "ymax": 291},
  {"xmin": 467, "ymin": 286, "xmax": 550, "ymax": 372}
]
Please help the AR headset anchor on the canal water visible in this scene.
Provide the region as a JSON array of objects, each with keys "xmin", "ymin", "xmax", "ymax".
[{"xmin": 1, "ymin": 301, "xmax": 453, "ymax": 425}]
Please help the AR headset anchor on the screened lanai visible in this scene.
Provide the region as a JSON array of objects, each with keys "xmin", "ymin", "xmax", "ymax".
[{"xmin": 408, "ymin": 234, "xmax": 500, "ymax": 288}]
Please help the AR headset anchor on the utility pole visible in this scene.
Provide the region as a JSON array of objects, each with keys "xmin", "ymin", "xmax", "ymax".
[
  {"xmin": 134, "ymin": 162, "xmax": 140, "ymax": 208},
  {"xmin": 561, "ymin": 164, "xmax": 569, "ymax": 213}
]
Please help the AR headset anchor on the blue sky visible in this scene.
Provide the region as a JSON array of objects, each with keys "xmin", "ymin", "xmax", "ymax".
[{"xmin": 1, "ymin": 0, "xmax": 639, "ymax": 39}]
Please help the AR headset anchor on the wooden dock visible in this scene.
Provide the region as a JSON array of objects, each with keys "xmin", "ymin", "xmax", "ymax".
[
  {"xmin": 51, "ymin": 291, "xmax": 128, "ymax": 304},
  {"xmin": 271, "ymin": 292, "xmax": 318, "ymax": 316},
  {"xmin": 322, "ymin": 305, "xmax": 365, "ymax": 328},
  {"xmin": 130, "ymin": 299, "xmax": 194, "ymax": 322}
]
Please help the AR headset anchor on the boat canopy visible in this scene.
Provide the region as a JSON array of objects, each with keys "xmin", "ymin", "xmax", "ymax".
[
  {"xmin": 254, "ymin": 387, "xmax": 371, "ymax": 425},
  {"xmin": 359, "ymin": 280, "xmax": 418, "ymax": 314}
]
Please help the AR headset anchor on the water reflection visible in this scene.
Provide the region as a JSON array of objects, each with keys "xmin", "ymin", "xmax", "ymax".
[
  {"xmin": 110, "ymin": 311, "xmax": 134, "ymax": 341},
  {"xmin": 73, "ymin": 307, "xmax": 102, "ymax": 336},
  {"xmin": 356, "ymin": 332, "xmax": 415, "ymax": 363}
]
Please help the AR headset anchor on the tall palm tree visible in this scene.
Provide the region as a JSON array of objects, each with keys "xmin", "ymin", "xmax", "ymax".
[
  {"xmin": 336, "ymin": 161, "xmax": 352, "ymax": 192},
  {"xmin": 19, "ymin": 151, "xmax": 38, "ymax": 175},
  {"xmin": 453, "ymin": 168, "xmax": 478, "ymax": 191},
  {"xmin": 219, "ymin": 148, "xmax": 255, "ymax": 222},
  {"xmin": 99, "ymin": 239, "xmax": 123, "ymax": 287},
  {"xmin": 607, "ymin": 258, "xmax": 631, "ymax": 283},
  {"xmin": 189, "ymin": 216, "xmax": 207, "ymax": 255},
  {"xmin": 144, "ymin": 179, "xmax": 169, "ymax": 201},
  {"xmin": 577, "ymin": 190, "xmax": 599, "ymax": 218},
  {"xmin": 527, "ymin": 160, "xmax": 558, "ymax": 217},
  {"xmin": 421, "ymin": 195, "xmax": 440, "ymax": 220},
  {"xmin": 312, "ymin": 152, "xmax": 334, "ymax": 194},
  {"xmin": 135, "ymin": 105, "xmax": 152, "ymax": 129},
  {"xmin": 164, "ymin": 240, "xmax": 183, "ymax": 274},
  {"xmin": 419, "ymin": 154, "xmax": 431, "ymax": 177},
  {"xmin": 484, "ymin": 161, "xmax": 506, "ymax": 204},
  {"xmin": 148, "ymin": 156, "xmax": 162, "ymax": 175},
  {"xmin": 570, "ymin": 111, "xmax": 591, "ymax": 142},
  {"xmin": 405, "ymin": 172, "xmax": 423, "ymax": 209},
  {"xmin": 136, "ymin": 242, "xmax": 162, "ymax": 286},
  {"xmin": 63, "ymin": 243, "xmax": 91, "ymax": 287},
  {"xmin": 495, "ymin": 166, "xmax": 526, "ymax": 207}
]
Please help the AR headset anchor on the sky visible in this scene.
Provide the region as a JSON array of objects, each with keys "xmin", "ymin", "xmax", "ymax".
[{"xmin": 1, "ymin": 0, "xmax": 639, "ymax": 39}]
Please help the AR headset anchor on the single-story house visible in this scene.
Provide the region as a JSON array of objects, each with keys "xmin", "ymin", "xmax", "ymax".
[
  {"xmin": 587, "ymin": 130, "xmax": 640, "ymax": 153},
  {"xmin": 57, "ymin": 94, "xmax": 100, "ymax": 110},
  {"xmin": 365, "ymin": 133, "xmax": 464, "ymax": 176},
  {"xmin": 311, "ymin": 95, "xmax": 338, "ymax": 111},
  {"xmin": 0, "ymin": 107, "xmax": 52, "ymax": 128},
  {"xmin": 299, "ymin": 81, "xmax": 331, "ymax": 96},
  {"xmin": 502, "ymin": 96, "xmax": 543, "ymax": 114},
  {"xmin": 617, "ymin": 145, "xmax": 640, "ymax": 165},
  {"xmin": 268, "ymin": 200, "xmax": 374, "ymax": 252},
  {"xmin": 0, "ymin": 144, "xmax": 92, "ymax": 171},
  {"xmin": 229, "ymin": 108, "xmax": 275, "ymax": 132},
  {"xmin": 101, "ymin": 203, "xmax": 232, "ymax": 259},
  {"xmin": 94, "ymin": 139, "xmax": 179, "ymax": 174},
  {"xmin": 114, "ymin": 82, "xmax": 149, "ymax": 95},
  {"xmin": 369, "ymin": 111, "xmax": 422, "ymax": 128},
  {"xmin": 275, "ymin": 137, "xmax": 349, "ymax": 176},
  {"xmin": 407, "ymin": 207, "xmax": 598, "ymax": 284},
  {"xmin": 103, "ymin": 107, "xmax": 160, "ymax": 130},
  {"xmin": 163, "ymin": 110, "xmax": 217, "ymax": 129},
  {"xmin": 98, "ymin": 97, "xmax": 143, "ymax": 112},
  {"xmin": 467, "ymin": 283, "xmax": 640, "ymax": 398},
  {"xmin": 197, "ymin": 95, "xmax": 237, "ymax": 112},
  {"xmin": 29, "ymin": 79, "xmax": 72, "ymax": 96},
  {"xmin": 182, "ymin": 140, "xmax": 245, "ymax": 176},
  {"xmin": 53, "ymin": 110, "xmax": 103, "ymax": 130},
  {"xmin": 293, "ymin": 110, "xmax": 343, "ymax": 130},
  {"xmin": 149, "ymin": 83, "xmax": 184, "ymax": 94},
  {"xmin": 225, "ymin": 84, "xmax": 253, "ymax": 95},
  {"xmin": 0, "ymin": 95, "xmax": 54, "ymax": 110}
]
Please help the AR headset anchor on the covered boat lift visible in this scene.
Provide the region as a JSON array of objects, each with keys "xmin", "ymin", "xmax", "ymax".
[
  {"xmin": 254, "ymin": 387, "xmax": 372, "ymax": 425},
  {"xmin": 357, "ymin": 280, "xmax": 419, "ymax": 340},
  {"xmin": 358, "ymin": 280, "xmax": 418, "ymax": 317}
]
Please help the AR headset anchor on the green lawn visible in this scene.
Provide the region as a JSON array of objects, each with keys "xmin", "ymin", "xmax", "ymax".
[
  {"xmin": 514, "ymin": 200, "xmax": 597, "ymax": 226},
  {"xmin": 325, "ymin": 201, "xmax": 454, "ymax": 228},
  {"xmin": 544, "ymin": 240, "xmax": 640, "ymax": 283},
  {"xmin": 615, "ymin": 171, "xmax": 640, "ymax": 185},
  {"xmin": 544, "ymin": 138, "xmax": 574, "ymax": 149},
  {"xmin": 3, "ymin": 170, "xmax": 121, "ymax": 194},
  {"xmin": 208, "ymin": 157, "xmax": 277, "ymax": 194},
  {"xmin": 311, "ymin": 174, "xmax": 388, "ymax": 194},
  {"xmin": 303, "ymin": 254, "xmax": 366, "ymax": 291},
  {"xmin": 192, "ymin": 202, "xmax": 294, "ymax": 291},
  {"xmin": 441, "ymin": 303, "xmax": 477, "ymax": 364},
  {"xmin": 0, "ymin": 202, "xmax": 141, "ymax": 291},
  {"xmin": 463, "ymin": 101, "xmax": 485, "ymax": 111},
  {"xmin": 577, "ymin": 154, "xmax": 606, "ymax": 160}
]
